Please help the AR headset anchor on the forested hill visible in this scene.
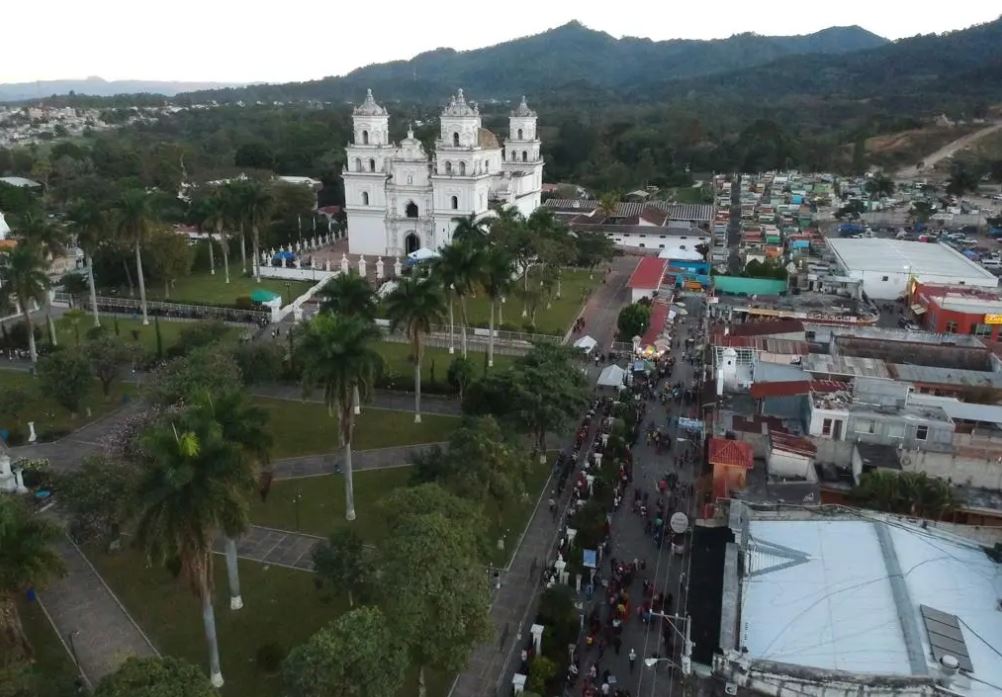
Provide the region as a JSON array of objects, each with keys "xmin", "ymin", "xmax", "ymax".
[
  {"xmin": 648, "ymin": 16, "xmax": 1002, "ymax": 106},
  {"xmin": 178, "ymin": 22, "xmax": 887, "ymax": 103}
]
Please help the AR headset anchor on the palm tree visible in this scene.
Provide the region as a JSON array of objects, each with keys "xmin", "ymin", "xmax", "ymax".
[
  {"xmin": 15, "ymin": 211, "xmax": 66, "ymax": 345},
  {"xmin": 317, "ymin": 271, "xmax": 377, "ymax": 414},
  {"xmin": 597, "ymin": 191, "xmax": 620, "ymax": 218},
  {"xmin": 200, "ymin": 193, "xmax": 230, "ymax": 284},
  {"xmin": 0, "ymin": 497, "xmax": 65, "ymax": 667},
  {"xmin": 433, "ymin": 244, "xmax": 466, "ymax": 355},
  {"xmin": 434, "ymin": 241, "xmax": 483, "ymax": 358},
  {"xmin": 186, "ymin": 390, "xmax": 272, "ymax": 611},
  {"xmin": 317, "ymin": 272, "xmax": 376, "ymax": 320},
  {"xmin": 222, "ymin": 182, "xmax": 248, "ymax": 274},
  {"xmin": 298, "ymin": 314, "xmax": 383, "ymax": 521},
  {"xmin": 451, "ymin": 213, "xmax": 488, "ymax": 247},
  {"xmin": 114, "ymin": 189, "xmax": 157, "ymax": 325},
  {"xmin": 67, "ymin": 200, "xmax": 105, "ymax": 327},
  {"xmin": 2, "ymin": 242, "xmax": 49, "ymax": 362},
  {"xmin": 481, "ymin": 247, "xmax": 514, "ymax": 368},
  {"xmin": 135, "ymin": 419, "xmax": 255, "ymax": 688},
  {"xmin": 384, "ymin": 276, "xmax": 446, "ymax": 422},
  {"xmin": 243, "ymin": 181, "xmax": 273, "ymax": 283}
]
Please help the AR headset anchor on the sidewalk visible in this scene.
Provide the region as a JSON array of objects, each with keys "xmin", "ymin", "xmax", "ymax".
[
  {"xmin": 39, "ymin": 536, "xmax": 158, "ymax": 686},
  {"xmin": 213, "ymin": 525, "xmax": 323, "ymax": 572}
]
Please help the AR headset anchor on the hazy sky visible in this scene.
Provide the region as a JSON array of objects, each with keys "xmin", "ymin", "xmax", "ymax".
[{"xmin": 3, "ymin": 1, "xmax": 999, "ymax": 84}]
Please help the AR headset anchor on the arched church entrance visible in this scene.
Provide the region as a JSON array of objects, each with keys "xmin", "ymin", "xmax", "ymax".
[{"xmin": 404, "ymin": 232, "xmax": 420, "ymax": 254}]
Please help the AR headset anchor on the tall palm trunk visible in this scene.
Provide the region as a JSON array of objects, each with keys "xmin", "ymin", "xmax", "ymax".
[
  {"xmin": 413, "ymin": 335, "xmax": 423, "ymax": 423},
  {"xmin": 122, "ymin": 258, "xmax": 134, "ymax": 297},
  {"xmin": 224, "ymin": 537, "xmax": 243, "ymax": 610},
  {"xmin": 252, "ymin": 223, "xmax": 261, "ymax": 282},
  {"xmin": 448, "ymin": 295, "xmax": 455, "ymax": 355},
  {"xmin": 522, "ymin": 264, "xmax": 530, "ymax": 318},
  {"xmin": 418, "ymin": 665, "xmax": 427, "ymax": 697},
  {"xmin": 217, "ymin": 222, "xmax": 230, "ymax": 284},
  {"xmin": 343, "ymin": 396, "xmax": 356, "ymax": 521},
  {"xmin": 45, "ymin": 294, "xmax": 57, "ymax": 347},
  {"xmin": 135, "ymin": 242, "xmax": 149, "ymax": 326},
  {"xmin": 21, "ymin": 305, "xmax": 37, "ymax": 363},
  {"xmin": 200, "ymin": 570, "xmax": 224, "ymax": 687},
  {"xmin": 206, "ymin": 232, "xmax": 216, "ymax": 275},
  {"xmin": 488, "ymin": 299, "xmax": 495, "ymax": 368},
  {"xmin": 239, "ymin": 222, "xmax": 247, "ymax": 273},
  {"xmin": 86, "ymin": 253, "xmax": 100, "ymax": 327},
  {"xmin": 353, "ymin": 385, "xmax": 361, "ymax": 416},
  {"xmin": 459, "ymin": 295, "xmax": 469, "ymax": 358}
]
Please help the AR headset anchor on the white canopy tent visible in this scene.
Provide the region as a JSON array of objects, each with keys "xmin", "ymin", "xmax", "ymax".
[
  {"xmin": 597, "ymin": 364, "xmax": 627, "ymax": 390},
  {"xmin": 573, "ymin": 335, "xmax": 598, "ymax": 353},
  {"xmin": 406, "ymin": 247, "xmax": 441, "ymax": 263}
]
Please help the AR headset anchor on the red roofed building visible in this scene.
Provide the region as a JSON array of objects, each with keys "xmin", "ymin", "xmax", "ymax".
[
  {"xmin": 640, "ymin": 298, "xmax": 671, "ymax": 349},
  {"xmin": 627, "ymin": 257, "xmax": 669, "ymax": 302},
  {"xmin": 709, "ymin": 438, "xmax": 754, "ymax": 499},
  {"xmin": 908, "ymin": 281, "xmax": 1002, "ymax": 342}
]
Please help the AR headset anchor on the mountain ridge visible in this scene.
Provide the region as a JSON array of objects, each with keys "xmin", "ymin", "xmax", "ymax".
[
  {"xmin": 175, "ymin": 22, "xmax": 888, "ymax": 103},
  {"xmin": 0, "ymin": 76, "xmax": 244, "ymax": 102}
]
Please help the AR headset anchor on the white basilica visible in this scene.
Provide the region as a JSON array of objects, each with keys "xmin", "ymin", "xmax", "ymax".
[{"xmin": 343, "ymin": 89, "xmax": 544, "ymax": 257}]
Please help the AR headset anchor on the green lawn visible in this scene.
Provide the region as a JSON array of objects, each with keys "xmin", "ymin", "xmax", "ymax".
[
  {"xmin": 46, "ymin": 316, "xmax": 243, "ymax": 356},
  {"xmin": 375, "ymin": 341, "xmax": 515, "ymax": 388},
  {"xmin": 87, "ymin": 546, "xmax": 452, "ymax": 697},
  {"xmin": 0, "ymin": 368, "xmax": 134, "ymax": 444},
  {"xmin": 100, "ymin": 270, "xmax": 315, "ymax": 308},
  {"xmin": 457, "ymin": 267, "xmax": 598, "ymax": 336},
  {"xmin": 250, "ymin": 467, "xmax": 412, "ymax": 540},
  {"xmin": 255, "ymin": 397, "xmax": 459, "ymax": 459},
  {"xmin": 12, "ymin": 598, "xmax": 80, "ymax": 697},
  {"xmin": 251, "ymin": 458, "xmax": 551, "ymax": 568}
]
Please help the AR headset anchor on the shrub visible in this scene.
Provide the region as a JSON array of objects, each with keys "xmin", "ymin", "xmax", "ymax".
[{"xmin": 256, "ymin": 642, "xmax": 285, "ymax": 674}]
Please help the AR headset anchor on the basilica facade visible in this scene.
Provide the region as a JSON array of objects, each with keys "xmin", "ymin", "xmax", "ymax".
[{"xmin": 343, "ymin": 89, "xmax": 544, "ymax": 257}]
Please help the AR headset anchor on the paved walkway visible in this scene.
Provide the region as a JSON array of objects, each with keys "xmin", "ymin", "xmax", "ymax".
[
  {"xmin": 8, "ymin": 399, "xmax": 145, "ymax": 472},
  {"xmin": 39, "ymin": 535, "xmax": 158, "ymax": 686},
  {"xmin": 213, "ymin": 525, "xmax": 324, "ymax": 572},
  {"xmin": 273, "ymin": 442, "xmax": 443, "ymax": 479},
  {"xmin": 571, "ymin": 257, "xmax": 634, "ymax": 353}
]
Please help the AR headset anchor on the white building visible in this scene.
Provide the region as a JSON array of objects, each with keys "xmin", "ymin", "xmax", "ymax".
[
  {"xmin": 716, "ymin": 502, "xmax": 1002, "ymax": 697},
  {"xmin": 343, "ymin": 90, "xmax": 544, "ymax": 257},
  {"xmin": 826, "ymin": 238, "xmax": 999, "ymax": 301},
  {"xmin": 0, "ymin": 211, "xmax": 9, "ymax": 239}
]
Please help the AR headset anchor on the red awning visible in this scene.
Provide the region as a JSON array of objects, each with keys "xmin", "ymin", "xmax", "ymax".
[{"xmin": 708, "ymin": 438, "xmax": 754, "ymax": 469}]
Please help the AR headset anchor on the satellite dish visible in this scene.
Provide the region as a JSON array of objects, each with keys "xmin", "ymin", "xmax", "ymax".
[{"xmin": 670, "ymin": 512, "xmax": 689, "ymax": 534}]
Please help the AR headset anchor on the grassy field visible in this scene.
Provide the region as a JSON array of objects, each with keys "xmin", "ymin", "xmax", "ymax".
[
  {"xmin": 0, "ymin": 368, "xmax": 134, "ymax": 443},
  {"xmin": 375, "ymin": 341, "xmax": 516, "ymax": 387},
  {"xmin": 255, "ymin": 397, "xmax": 460, "ymax": 459},
  {"xmin": 250, "ymin": 466, "xmax": 412, "ymax": 540},
  {"xmin": 44, "ymin": 315, "xmax": 244, "ymax": 356},
  {"xmin": 88, "ymin": 543, "xmax": 453, "ymax": 697},
  {"xmin": 455, "ymin": 267, "xmax": 597, "ymax": 336},
  {"xmin": 12, "ymin": 598, "xmax": 80, "ymax": 697},
  {"xmin": 100, "ymin": 271, "xmax": 315, "ymax": 308},
  {"xmin": 251, "ymin": 458, "xmax": 550, "ymax": 568}
]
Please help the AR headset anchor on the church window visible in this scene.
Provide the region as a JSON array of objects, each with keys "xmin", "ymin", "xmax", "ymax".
[
  {"xmin": 362, "ymin": 191, "xmax": 369, "ymax": 206},
  {"xmin": 407, "ymin": 175, "xmax": 413, "ymax": 185},
  {"xmin": 522, "ymin": 151, "xmax": 527, "ymax": 162},
  {"xmin": 484, "ymin": 159, "xmax": 489, "ymax": 172},
  {"xmin": 445, "ymin": 161, "xmax": 452, "ymax": 174},
  {"xmin": 451, "ymin": 195, "xmax": 458, "ymax": 210},
  {"xmin": 517, "ymin": 128, "xmax": 523, "ymax": 140},
  {"xmin": 453, "ymin": 132, "xmax": 460, "ymax": 147},
  {"xmin": 459, "ymin": 161, "xmax": 466, "ymax": 176},
  {"xmin": 354, "ymin": 157, "xmax": 361, "ymax": 172},
  {"xmin": 406, "ymin": 201, "xmax": 419, "ymax": 218},
  {"xmin": 362, "ymin": 130, "xmax": 369, "ymax": 145},
  {"xmin": 369, "ymin": 158, "xmax": 376, "ymax": 172}
]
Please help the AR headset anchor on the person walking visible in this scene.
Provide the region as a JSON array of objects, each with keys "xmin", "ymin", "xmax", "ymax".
[
  {"xmin": 628, "ymin": 648, "xmax": 637, "ymax": 673},
  {"xmin": 548, "ymin": 494, "xmax": 557, "ymax": 519}
]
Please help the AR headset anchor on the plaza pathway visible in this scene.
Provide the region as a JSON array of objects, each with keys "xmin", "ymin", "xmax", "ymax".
[
  {"xmin": 213, "ymin": 525, "xmax": 324, "ymax": 572},
  {"xmin": 39, "ymin": 535, "xmax": 159, "ymax": 687}
]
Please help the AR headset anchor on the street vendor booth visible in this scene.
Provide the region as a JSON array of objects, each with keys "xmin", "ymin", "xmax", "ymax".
[{"xmin": 597, "ymin": 364, "xmax": 627, "ymax": 391}]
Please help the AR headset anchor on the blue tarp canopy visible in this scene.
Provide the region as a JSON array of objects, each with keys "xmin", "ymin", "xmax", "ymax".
[{"xmin": 250, "ymin": 289, "xmax": 281, "ymax": 303}]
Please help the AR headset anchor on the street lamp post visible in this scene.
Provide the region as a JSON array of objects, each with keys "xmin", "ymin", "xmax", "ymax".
[{"xmin": 647, "ymin": 611, "xmax": 693, "ymax": 676}]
